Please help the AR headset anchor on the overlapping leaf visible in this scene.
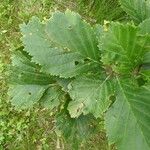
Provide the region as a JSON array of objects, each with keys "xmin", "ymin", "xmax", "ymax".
[
  {"xmin": 8, "ymin": 49, "xmax": 65, "ymax": 109},
  {"xmin": 120, "ymin": 0, "xmax": 150, "ymax": 23},
  {"xmin": 100, "ymin": 22, "xmax": 150, "ymax": 74},
  {"xmin": 46, "ymin": 10, "xmax": 100, "ymax": 61},
  {"xmin": 40, "ymin": 86, "xmax": 65, "ymax": 110},
  {"xmin": 105, "ymin": 79, "xmax": 150, "ymax": 150},
  {"xmin": 9, "ymin": 49, "xmax": 54, "ymax": 85},
  {"xmin": 20, "ymin": 10, "xmax": 100, "ymax": 78},
  {"xmin": 9, "ymin": 85, "xmax": 47, "ymax": 109},
  {"xmin": 68, "ymin": 75, "xmax": 115, "ymax": 118},
  {"xmin": 56, "ymin": 110, "xmax": 97, "ymax": 149}
]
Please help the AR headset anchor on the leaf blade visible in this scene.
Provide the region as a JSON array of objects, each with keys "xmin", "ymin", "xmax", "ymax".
[
  {"xmin": 20, "ymin": 11, "xmax": 100, "ymax": 78},
  {"xmin": 105, "ymin": 79, "xmax": 150, "ymax": 150},
  {"xmin": 120, "ymin": 0, "xmax": 150, "ymax": 23},
  {"xmin": 68, "ymin": 75, "xmax": 115, "ymax": 118},
  {"xmin": 100, "ymin": 22, "xmax": 149, "ymax": 74}
]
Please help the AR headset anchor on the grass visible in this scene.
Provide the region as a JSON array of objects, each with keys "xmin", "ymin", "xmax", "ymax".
[
  {"xmin": 0, "ymin": 0, "xmax": 116, "ymax": 149},
  {"xmin": 0, "ymin": 1, "xmax": 60, "ymax": 149}
]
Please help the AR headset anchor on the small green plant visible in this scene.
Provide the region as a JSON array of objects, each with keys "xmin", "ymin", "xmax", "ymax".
[{"xmin": 8, "ymin": 0, "xmax": 150, "ymax": 149}]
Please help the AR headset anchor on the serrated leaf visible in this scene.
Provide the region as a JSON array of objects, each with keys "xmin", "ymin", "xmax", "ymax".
[
  {"xmin": 120, "ymin": 0, "xmax": 150, "ymax": 23},
  {"xmin": 20, "ymin": 10, "xmax": 100, "ymax": 78},
  {"xmin": 56, "ymin": 110, "xmax": 97, "ymax": 149},
  {"xmin": 9, "ymin": 49, "xmax": 54, "ymax": 85},
  {"xmin": 8, "ymin": 85, "xmax": 48, "ymax": 109},
  {"xmin": 8, "ymin": 49, "xmax": 63, "ymax": 109},
  {"xmin": 46, "ymin": 10, "xmax": 100, "ymax": 61},
  {"xmin": 68, "ymin": 75, "xmax": 115, "ymax": 118},
  {"xmin": 11, "ymin": 46, "xmax": 35, "ymax": 68},
  {"xmin": 100, "ymin": 23, "xmax": 150, "ymax": 74},
  {"xmin": 105, "ymin": 78, "xmax": 150, "ymax": 150},
  {"xmin": 40, "ymin": 86, "xmax": 65, "ymax": 110}
]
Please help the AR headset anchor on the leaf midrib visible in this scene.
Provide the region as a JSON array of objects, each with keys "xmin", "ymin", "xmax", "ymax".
[{"xmin": 116, "ymin": 77, "xmax": 149, "ymax": 148}]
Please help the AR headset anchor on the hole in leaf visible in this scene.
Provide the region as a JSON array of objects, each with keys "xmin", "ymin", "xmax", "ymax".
[{"xmin": 75, "ymin": 61, "xmax": 79, "ymax": 65}]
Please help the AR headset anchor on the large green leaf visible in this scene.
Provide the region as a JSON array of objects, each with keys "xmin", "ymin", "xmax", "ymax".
[
  {"xmin": 56, "ymin": 110, "xmax": 97, "ymax": 149},
  {"xmin": 105, "ymin": 79, "xmax": 150, "ymax": 150},
  {"xmin": 68, "ymin": 75, "xmax": 115, "ymax": 118},
  {"xmin": 46, "ymin": 10, "xmax": 100, "ymax": 61},
  {"xmin": 120, "ymin": 0, "xmax": 150, "ymax": 23},
  {"xmin": 8, "ymin": 49, "xmax": 64, "ymax": 109},
  {"xmin": 100, "ymin": 23, "xmax": 150, "ymax": 74},
  {"xmin": 20, "ymin": 10, "xmax": 100, "ymax": 78}
]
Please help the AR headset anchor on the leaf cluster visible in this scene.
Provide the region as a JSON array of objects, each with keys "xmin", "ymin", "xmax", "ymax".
[{"xmin": 8, "ymin": 0, "xmax": 150, "ymax": 149}]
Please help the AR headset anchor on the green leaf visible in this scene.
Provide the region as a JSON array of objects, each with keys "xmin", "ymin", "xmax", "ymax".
[
  {"xmin": 139, "ymin": 18, "xmax": 150, "ymax": 34},
  {"xmin": 100, "ymin": 23, "xmax": 150, "ymax": 74},
  {"xmin": 56, "ymin": 78, "xmax": 72, "ymax": 92},
  {"xmin": 105, "ymin": 79, "xmax": 150, "ymax": 150},
  {"xmin": 141, "ymin": 70, "xmax": 150, "ymax": 82},
  {"xmin": 8, "ymin": 85, "xmax": 47, "ymax": 109},
  {"xmin": 143, "ymin": 52, "xmax": 150, "ymax": 64},
  {"xmin": 46, "ymin": 10, "xmax": 100, "ymax": 61},
  {"xmin": 20, "ymin": 10, "xmax": 100, "ymax": 78},
  {"xmin": 8, "ymin": 49, "xmax": 63, "ymax": 109},
  {"xmin": 139, "ymin": 19, "xmax": 150, "ymax": 65},
  {"xmin": 56, "ymin": 110, "xmax": 97, "ymax": 149},
  {"xmin": 120, "ymin": 0, "xmax": 150, "ymax": 23},
  {"xmin": 140, "ymin": 63, "xmax": 150, "ymax": 82},
  {"xmin": 11, "ymin": 46, "xmax": 36, "ymax": 68},
  {"xmin": 40, "ymin": 86, "xmax": 65, "ymax": 110},
  {"xmin": 9, "ymin": 49, "xmax": 54, "ymax": 85},
  {"xmin": 68, "ymin": 75, "xmax": 115, "ymax": 118}
]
